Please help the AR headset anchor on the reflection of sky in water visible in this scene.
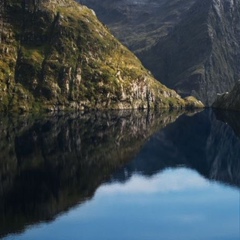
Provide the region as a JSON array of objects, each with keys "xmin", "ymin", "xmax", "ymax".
[{"xmin": 6, "ymin": 168, "xmax": 240, "ymax": 240}]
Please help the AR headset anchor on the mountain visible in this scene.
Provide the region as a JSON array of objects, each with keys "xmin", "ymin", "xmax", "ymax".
[
  {"xmin": 81, "ymin": 0, "xmax": 240, "ymax": 106},
  {"xmin": 0, "ymin": 0, "xmax": 202, "ymax": 112},
  {"xmin": 141, "ymin": 0, "xmax": 240, "ymax": 105},
  {"xmin": 80, "ymin": 0, "xmax": 197, "ymax": 53}
]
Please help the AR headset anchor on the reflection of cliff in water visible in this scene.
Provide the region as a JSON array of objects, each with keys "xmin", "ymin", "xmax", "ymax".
[
  {"xmin": 0, "ymin": 110, "xmax": 183, "ymax": 238},
  {"xmin": 1, "ymin": 109, "xmax": 240, "ymax": 238},
  {"xmin": 113, "ymin": 110, "xmax": 240, "ymax": 188},
  {"xmin": 214, "ymin": 110, "xmax": 240, "ymax": 138}
]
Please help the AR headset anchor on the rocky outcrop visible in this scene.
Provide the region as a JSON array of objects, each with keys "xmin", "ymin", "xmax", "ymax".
[
  {"xmin": 213, "ymin": 80, "xmax": 240, "ymax": 111},
  {"xmin": 0, "ymin": 0, "xmax": 203, "ymax": 112}
]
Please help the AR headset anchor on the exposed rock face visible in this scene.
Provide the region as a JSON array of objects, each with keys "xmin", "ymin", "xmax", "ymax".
[
  {"xmin": 0, "ymin": 0, "xmax": 202, "ymax": 112},
  {"xmin": 213, "ymin": 81, "xmax": 240, "ymax": 111},
  {"xmin": 81, "ymin": 0, "xmax": 240, "ymax": 106},
  {"xmin": 80, "ymin": 0, "xmax": 197, "ymax": 53},
  {"xmin": 141, "ymin": 0, "xmax": 240, "ymax": 105}
]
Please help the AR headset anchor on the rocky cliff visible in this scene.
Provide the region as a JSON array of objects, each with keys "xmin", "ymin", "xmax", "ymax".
[
  {"xmin": 141, "ymin": 0, "xmax": 240, "ymax": 105},
  {"xmin": 213, "ymin": 81, "xmax": 240, "ymax": 111},
  {"xmin": 0, "ymin": 0, "xmax": 202, "ymax": 112},
  {"xmin": 81, "ymin": 0, "xmax": 240, "ymax": 106},
  {"xmin": 80, "ymin": 0, "xmax": 197, "ymax": 53}
]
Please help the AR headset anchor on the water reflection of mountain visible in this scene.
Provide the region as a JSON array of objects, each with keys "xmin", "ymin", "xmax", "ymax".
[
  {"xmin": 113, "ymin": 110, "xmax": 240, "ymax": 187},
  {"xmin": 0, "ymin": 110, "xmax": 183, "ymax": 238},
  {"xmin": 1, "ymin": 109, "xmax": 240, "ymax": 238}
]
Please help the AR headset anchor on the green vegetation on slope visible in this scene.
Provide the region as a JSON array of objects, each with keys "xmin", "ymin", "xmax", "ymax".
[{"xmin": 0, "ymin": 0, "xmax": 203, "ymax": 112}]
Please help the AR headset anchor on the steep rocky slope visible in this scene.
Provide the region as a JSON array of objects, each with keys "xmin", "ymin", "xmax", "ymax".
[
  {"xmin": 213, "ymin": 81, "xmax": 240, "ymax": 111},
  {"xmin": 81, "ymin": 0, "xmax": 240, "ymax": 106},
  {"xmin": 0, "ymin": 0, "xmax": 202, "ymax": 112},
  {"xmin": 141, "ymin": 0, "xmax": 240, "ymax": 105},
  {"xmin": 80, "ymin": 0, "xmax": 197, "ymax": 53}
]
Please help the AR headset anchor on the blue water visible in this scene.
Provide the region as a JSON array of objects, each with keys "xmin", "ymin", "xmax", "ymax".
[
  {"xmin": 1, "ymin": 110, "xmax": 240, "ymax": 240},
  {"xmin": 5, "ymin": 168, "xmax": 239, "ymax": 240}
]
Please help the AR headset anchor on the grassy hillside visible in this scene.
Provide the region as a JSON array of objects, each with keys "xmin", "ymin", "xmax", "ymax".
[{"xmin": 0, "ymin": 0, "xmax": 203, "ymax": 112}]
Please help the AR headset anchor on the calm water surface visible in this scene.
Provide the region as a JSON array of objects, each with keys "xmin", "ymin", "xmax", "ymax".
[{"xmin": 0, "ymin": 109, "xmax": 239, "ymax": 240}]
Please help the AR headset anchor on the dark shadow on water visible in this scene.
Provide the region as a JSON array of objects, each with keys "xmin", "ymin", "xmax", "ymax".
[
  {"xmin": 0, "ymin": 109, "xmax": 240, "ymax": 238},
  {"xmin": 0, "ymin": 109, "xmax": 185, "ymax": 238},
  {"xmin": 113, "ymin": 109, "xmax": 240, "ymax": 188}
]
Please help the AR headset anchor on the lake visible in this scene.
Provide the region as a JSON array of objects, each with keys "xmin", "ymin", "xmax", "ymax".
[{"xmin": 0, "ymin": 109, "xmax": 239, "ymax": 240}]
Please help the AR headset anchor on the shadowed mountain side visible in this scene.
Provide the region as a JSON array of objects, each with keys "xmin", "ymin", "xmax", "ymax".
[
  {"xmin": 213, "ymin": 81, "xmax": 240, "ymax": 111},
  {"xmin": 214, "ymin": 109, "xmax": 240, "ymax": 141},
  {"xmin": 141, "ymin": 0, "xmax": 240, "ymax": 105},
  {"xmin": 0, "ymin": 110, "xmax": 184, "ymax": 238},
  {"xmin": 80, "ymin": 0, "xmax": 197, "ymax": 53},
  {"xmin": 112, "ymin": 110, "xmax": 240, "ymax": 187},
  {"xmin": 80, "ymin": 0, "xmax": 240, "ymax": 106}
]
